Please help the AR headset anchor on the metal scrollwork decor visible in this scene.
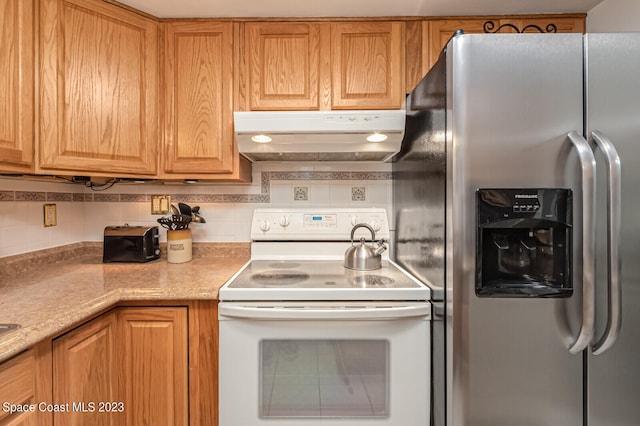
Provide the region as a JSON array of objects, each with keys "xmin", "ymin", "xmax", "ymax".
[{"xmin": 483, "ymin": 21, "xmax": 558, "ymax": 33}]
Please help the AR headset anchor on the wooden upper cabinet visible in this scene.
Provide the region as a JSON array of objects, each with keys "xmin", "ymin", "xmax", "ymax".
[
  {"xmin": 331, "ymin": 22, "xmax": 405, "ymax": 109},
  {"xmin": 427, "ymin": 19, "xmax": 487, "ymax": 67},
  {"xmin": 245, "ymin": 22, "xmax": 322, "ymax": 110},
  {"xmin": 162, "ymin": 21, "xmax": 250, "ymax": 181},
  {"xmin": 0, "ymin": 0, "xmax": 34, "ymax": 174},
  {"xmin": 39, "ymin": 0, "xmax": 159, "ymax": 177},
  {"xmin": 426, "ymin": 15, "xmax": 586, "ymax": 70},
  {"xmin": 240, "ymin": 21, "xmax": 405, "ymax": 111}
]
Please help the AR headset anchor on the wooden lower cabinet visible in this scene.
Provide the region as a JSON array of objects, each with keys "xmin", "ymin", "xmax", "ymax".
[
  {"xmin": 119, "ymin": 308, "xmax": 188, "ymax": 426},
  {"xmin": 0, "ymin": 343, "xmax": 52, "ymax": 426},
  {"xmin": 53, "ymin": 312, "xmax": 121, "ymax": 426},
  {"xmin": 52, "ymin": 306, "xmax": 193, "ymax": 426}
]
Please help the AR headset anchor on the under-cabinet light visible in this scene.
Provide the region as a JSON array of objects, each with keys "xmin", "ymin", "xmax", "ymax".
[
  {"xmin": 251, "ymin": 134, "xmax": 272, "ymax": 143},
  {"xmin": 366, "ymin": 133, "xmax": 388, "ymax": 142}
]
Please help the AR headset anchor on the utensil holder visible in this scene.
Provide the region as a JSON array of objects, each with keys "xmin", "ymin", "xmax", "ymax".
[{"xmin": 167, "ymin": 229, "xmax": 192, "ymax": 263}]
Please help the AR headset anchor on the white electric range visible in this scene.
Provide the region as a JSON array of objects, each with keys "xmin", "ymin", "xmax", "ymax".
[{"xmin": 218, "ymin": 208, "xmax": 432, "ymax": 426}]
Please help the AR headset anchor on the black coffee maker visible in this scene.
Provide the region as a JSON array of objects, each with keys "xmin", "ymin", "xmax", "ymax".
[{"xmin": 476, "ymin": 188, "xmax": 572, "ymax": 298}]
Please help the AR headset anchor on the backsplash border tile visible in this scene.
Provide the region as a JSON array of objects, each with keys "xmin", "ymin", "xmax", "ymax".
[{"xmin": 4, "ymin": 171, "xmax": 390, "ymax": 204}]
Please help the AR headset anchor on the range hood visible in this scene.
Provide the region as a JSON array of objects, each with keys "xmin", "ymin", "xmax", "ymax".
[{"xmin": 234, "ymin": 110, "xmax": 405, "ymax": 162}]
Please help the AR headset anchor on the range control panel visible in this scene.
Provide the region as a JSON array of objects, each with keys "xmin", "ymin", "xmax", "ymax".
[{"xmin": 251, "ymin": 208, "xmax": 389, "ymax": 241}]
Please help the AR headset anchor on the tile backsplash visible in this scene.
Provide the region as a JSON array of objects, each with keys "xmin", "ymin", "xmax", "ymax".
[{"xmin": 0, "ymin": 162, "xmax": 392, "ymax": 258}]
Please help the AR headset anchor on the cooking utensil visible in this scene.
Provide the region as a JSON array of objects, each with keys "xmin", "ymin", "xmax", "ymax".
[
  {"xmin": 157, "ymin": 214, "xmax": 192, "ymax": 230},
  {"xmin": 178, "ymin": 202, "xmax": 192, "ymax": 216},
  {"xmin": 171, "ymin": 204, "xmax": 180, "ymax": 215},
  {"xmin": 191, "ymin": 206, "xmax": 206, "ymax": 223},
  {"xmin": 344, "ymin": 223, "xmax": 387, "ymax": 270}
]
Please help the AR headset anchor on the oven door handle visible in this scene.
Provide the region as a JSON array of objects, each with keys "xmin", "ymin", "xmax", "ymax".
[{"xmin": 218, "ymin": 304, "xmax": 431, "ymax": 320}]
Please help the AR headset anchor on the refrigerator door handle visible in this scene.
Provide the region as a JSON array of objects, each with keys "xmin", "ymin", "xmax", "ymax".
[
  {"xmin": 567, "ymin": 130, "xmax": 597, "ymax": 354},
  {"xmin": 590, "ymin": 130, "xmax": 622, "ymax": 355}
]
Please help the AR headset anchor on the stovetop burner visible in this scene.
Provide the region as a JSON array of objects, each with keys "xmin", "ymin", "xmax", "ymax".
[
  {"xmin": 250, "ymin": 271, "xmax": 310, "ymax": 286},
  {"xmin": 353, "ymin": 275, "xmax": 395, "ymax": 287}
]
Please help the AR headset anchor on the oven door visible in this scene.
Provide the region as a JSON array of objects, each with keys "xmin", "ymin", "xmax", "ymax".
[{"xmin": 218, "ymin": 301, "xmax": 431, "ymax": 426}]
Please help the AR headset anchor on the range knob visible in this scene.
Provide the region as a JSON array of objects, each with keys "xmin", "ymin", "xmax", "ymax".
[
  {"xmin": 351, "ymin": 216, "xmax": 361, "ymax": 226},
  {"xmin": 371, "ymin": 220, "xmax": 381, "ymax": 232},
  {"xmin": 259, "ymin": 220, "xmax": 271, "ymax": 232},
  {"xmin": 279, "ymin": 216, "xmax": 290, "ymax": 228}
]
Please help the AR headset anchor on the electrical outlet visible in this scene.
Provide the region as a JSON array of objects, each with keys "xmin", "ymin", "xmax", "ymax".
[
  {"xmin": 294, "ymin": 186, "xmax": 308, "ymax": 201},
  {"xmin": 151, "ymin": 195, "xmax": 171, "ymax": 214},
  {"xmin": 43, "ymin": 204, "xmax": 57, "ymax": 227},
  {"xmin": 352, "ymin": 187, "xmax": 366, "ymax": 201}
]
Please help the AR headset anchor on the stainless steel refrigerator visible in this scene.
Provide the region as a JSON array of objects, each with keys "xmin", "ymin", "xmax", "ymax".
[{"xmin": 392, "ymin": 32, "xmax": 640, "ymax": 426}]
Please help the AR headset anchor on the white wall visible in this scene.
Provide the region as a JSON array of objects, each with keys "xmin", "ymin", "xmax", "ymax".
[
  {"xmin": 0, "ymin": 162, "xmax": 392, "ymax": 257},
  {"xmin": 588, "ymin": 0, "xmax": 640, "ymax": 32}
]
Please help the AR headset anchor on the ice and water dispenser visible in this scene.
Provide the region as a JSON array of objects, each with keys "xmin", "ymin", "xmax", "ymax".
[{"xmin": 476, "ymin": 189, "xmax": 572, "ymax": 297}]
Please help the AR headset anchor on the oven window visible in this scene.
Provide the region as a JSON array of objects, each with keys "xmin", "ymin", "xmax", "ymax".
[{"xmin": 260, "ymin": 339, "xmax": 389, "ymax": 418}]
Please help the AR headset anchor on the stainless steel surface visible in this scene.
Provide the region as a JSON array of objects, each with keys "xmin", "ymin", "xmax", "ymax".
[
  {"xmin": 567, "ymin": 130, "xmax": 597, "ymax": 354},
  {"xmin": 395, "ymin": 33, "xmax": 587, "ymax": 426},
  {"xmin": 450, "ymin": 34, "xmax": 584, "ymax": 426},
  {"xmin": 585, "ymin": 32, "xmax": 640, "ymax": 426},
  {"xmin": 431, "ymin": 302, "xmax": 445, "ymax": 426},
  {"xmin": 590, "ymin": 130, "xmax": 622, "ymax": 355},
  {"xmin": 0, "ymin": 324, "xmax": 20, "ymax": 336},
  {"xmin": 344, "ymin": 223, "xmax": 386, "ymax": 270}
]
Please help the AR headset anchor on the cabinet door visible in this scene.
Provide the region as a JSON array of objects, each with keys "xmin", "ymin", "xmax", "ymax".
[
  {"xmin": 39, "ymin": 0, "xmax": 158, "ymax": 177},
  {"xmin": 163, "ymin": 21, "xmax": 239, "ymax": 177},
  {"xmin": 53, "ymin": 312, "xmax": 121, "ymax": 426},
  {"xmin": 245, "ymin": 22, "xmax": 322, "ymax": 110},
  {"xmin": 0, "ymin": 0, "xmax": 34, "ymax": 173},
  {"xmin": 0, "ymin": 350, "xmax": 34, "ymax": 426},
  {"xmin": 427, "ymin": 16, "xmax": 586, "ymax": 70},
  {"xmin": 501, "ymin": 17, "xmax": 586, "ymax": 34},
  {"xmin": 426, "ymin": 19, "xmax": 488, "ymax": 68},
  {"xmin": 118, "ymin": 307, "xmax": 188, "ymax": 426},
  {"xmin": 331, "ymin": 22, "xmax": 405, "ymax": 109}
]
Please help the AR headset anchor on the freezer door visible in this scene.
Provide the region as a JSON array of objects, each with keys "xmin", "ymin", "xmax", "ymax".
[
  {"xmin": 586, "ymin": 32, "xmax": 640, "ymax": 426},
  {"xmin": 448, "ymin": 34, "xmax": 585, "ymax": 426}
]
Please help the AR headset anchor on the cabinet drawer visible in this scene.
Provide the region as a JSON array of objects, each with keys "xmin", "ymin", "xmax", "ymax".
[{"xmin": 0, "ymin": 350, "xmax": 35, "ymax": 423}]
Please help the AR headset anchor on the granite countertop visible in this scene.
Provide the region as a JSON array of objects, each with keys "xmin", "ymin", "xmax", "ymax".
[{"xmin": 0, "ymin": 243, "xmax": 250, "ymax": 363}]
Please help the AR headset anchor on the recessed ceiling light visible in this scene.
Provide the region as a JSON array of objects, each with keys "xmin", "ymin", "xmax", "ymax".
[
  {"xmin": 366, "ymin": 133, "xmax": 388, "ymax": 142},
  {"xmin": 251, "ymin": 134, "xmax": 272, "ymax": 143}
]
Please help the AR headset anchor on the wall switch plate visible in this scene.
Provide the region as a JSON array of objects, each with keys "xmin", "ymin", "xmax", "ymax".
[
  {"xmin": 151, "ymin": 195, "xmax": 171, "ymax": 214},
  {"xmin": 352, "ymin": 187, "xmax": 366, "ymax": 201},
  {"xmin": 294, "ymin": 186, "xmax": 308, "ymax": 201},
  {"xmin": 44, "ymin": 204, "xmax": 57, "ymax": 227}
]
